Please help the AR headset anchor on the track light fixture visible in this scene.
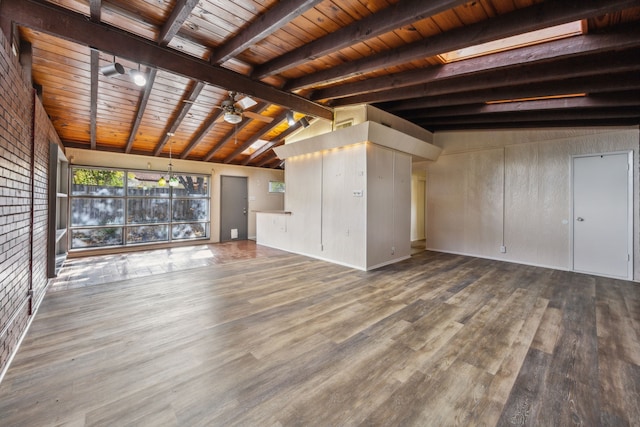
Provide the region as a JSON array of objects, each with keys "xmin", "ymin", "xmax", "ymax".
[
  {"xmin": 286, "ymin": 110, "xmax": 296, "ymax": 126},
  {"xmin": 100, "ymin": 56, "xmax": 124, "ymax": 77},
  {"xmin": 299, "ymin": 117, "xmax": 310, "ymax": 128},
  {"xmin": 130, "ymin": 64, "xmax": 147, "ymax": 87}
]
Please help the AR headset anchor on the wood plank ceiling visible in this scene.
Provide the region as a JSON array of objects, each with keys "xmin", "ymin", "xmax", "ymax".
[{"xmin": 1, "ymin": 0, "xmax": 639, "ymax": 169}]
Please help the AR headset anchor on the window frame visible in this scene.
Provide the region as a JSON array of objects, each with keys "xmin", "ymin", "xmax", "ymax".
[{"xmin": 68, "ymin": 166, "xmax": 210, "ymax": 251}]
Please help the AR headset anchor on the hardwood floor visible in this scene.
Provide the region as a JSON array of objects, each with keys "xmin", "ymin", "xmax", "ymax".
[{"xmin": 1, "ymin": 242, "xmax": 639, "ymax": 426}]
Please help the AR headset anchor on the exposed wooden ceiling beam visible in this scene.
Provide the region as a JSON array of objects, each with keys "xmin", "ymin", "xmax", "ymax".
[
  {"xmin": 425, "ymin": 117, "xmax": 640, "ymax": 132},
  {"xmin": 252, "ymin": 0, "xmax": 469, "ymax": 79},
  {"xmin": 316, "ymin": 26, "xmax": 640, "ymax": 102},
  {"xmin": 404, "ymin": 93, "xmax": 640, "ymax": 119},
  {"xmin": 394, "ymin": 72, "xmax": 640, "ymax": 114},
  {"xmin": 334, "ymin": 56, "xmax": 640, "ymax": 109},
  {"xmin": 240, "ymin": 125, "xmax": 302, "ymax": 166},
  {"xmin": 210, "ymin": 0, "xmax": 324, "ymax": 65},
  {"xmin": 241, "ymin": 140, "xmax": 280, "ymax": 166},
  {"xmin": 158, "ymin": 0, "xmax": 199, "ymax": 46},
  {"xmin": 0, "ymin": 0, "xmax": 333, "ymax": 121},
  {"xmin": 223, "ymin": 110, "xmax": 289, "ymax": 164},
  {"xmin": 202, "ymin": 103, "xmax": 269, "ymax": 162},
  {"xmin": 89, "ymin": 49, "xmax": 99, "ymax": 150},
  {"xmin": 414, "ymin": 107, "xmax": 640, "ymax": 127},
  {"xmin": 18, "ymin": 40, "xmax": 33, "ymax": 87},
  {"xmin": 333, "ymin": 48, "xmax": 640, "ymax": 108},
  {"xmin": 153, "ymin": 81, "xmax": 204, "ymax": 156},
  {"xmin": 286, "ymin": 0, "xmax": 640, "ymax": 91},
  {"xmin": 89, "ymin": 0, "xmax": 101, "ymax": 22},
  {"xmin": 179, "ymin": 109, "xmax": 223, "ymax": 160},
  {"xmin": 256, "ymin": 152, "xmax": 280, "ymax": 168},
  {"xmin": 125, "ymin": 68, "xmax": 157, "ymax": 154}
]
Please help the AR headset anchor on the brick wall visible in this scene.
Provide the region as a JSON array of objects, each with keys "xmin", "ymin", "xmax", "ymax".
[
  {"xmin": 33, "ymin": 97, "xmax": 56, "ymax": 307},
  {"xmin": 0, "ymin": 28, "xmax": 57, "ymax": 377}
]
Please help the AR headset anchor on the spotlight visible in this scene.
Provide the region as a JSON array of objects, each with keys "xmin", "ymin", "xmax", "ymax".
[
  {"xmin": 130, "ymin": 67, "xmax": 147, "ymax": 86},
  {"xmin": 100, "ymin": 62, "xmax": 124, "ymax": 77},
  {"xmin": 299, "ymin": 117, "xmax": 310, "ymax": 128},
  {"xmin": 286, "ymin": 110, "xmax": 296, "ymax": 126}
]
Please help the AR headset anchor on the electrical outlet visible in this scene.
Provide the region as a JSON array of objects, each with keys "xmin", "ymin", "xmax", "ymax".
[{"xmin": 500, "ymin": 245, "xmax": 507, "ymax": 253}]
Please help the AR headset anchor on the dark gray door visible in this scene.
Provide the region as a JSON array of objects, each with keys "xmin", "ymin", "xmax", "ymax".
[{"xmin": 220, "ymin": 175, "xmax": 248, "ymax": 241}]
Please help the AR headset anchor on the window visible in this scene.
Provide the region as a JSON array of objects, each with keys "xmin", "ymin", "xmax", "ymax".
[
  {"xmin": 69, "ymin": 167, "xmax": 210, "ymax": 250},
  {"xmin": 438, "ymin": 21, "xmax": 584, "ymax": 63},
  {"xmin": 268, "ymin": 181, "xmax": 285, "ymax": 193}
]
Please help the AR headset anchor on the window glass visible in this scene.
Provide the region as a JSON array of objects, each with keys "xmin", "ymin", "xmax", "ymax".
[
  {"xmin": 172, "ymin": 223, "xmax": 208, "ymax": 240},
  {"xmin": 72, "ymin": 168, "xmax": 125, "ymax": 196},
  {"xmin": 71, "ymin": 227, "xmax": 123, "ymax": 249},
  {"xmin": 69, "ymin": 166, "xmax": 210, "ymax": 251},
  {"xmin": 268, "ymin": 181, "xmax": 285, "ymax": 193},
  {"xmin": 127, "ymin": 171, "xmax": 171, "ymax": 197},
  {"xmin": 171, "ymin": 174, "xmax": 209, "ymax": 197},
  {"xmin": 172, "ymin": 199, "xmax": 208, "ymax": 222},
  {"xmin": 127, "ymin": 225, "xmax": 169, "ymax": 244},
  {"xmin": 71, "ymin": 198, "xmax": 125, "ymax": 226},
  {"xmin": 127, "ymin": 198, "xmax": 170, "ymax": 224}
]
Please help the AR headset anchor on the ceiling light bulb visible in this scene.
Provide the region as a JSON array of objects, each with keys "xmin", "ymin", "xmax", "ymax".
[
  {"xmin": 130, "ymin": 70, "xmax": 147, "ymax": 86},
  {"xmin": 169, "ymin": 176, "xmax": 179, "ymax": 187},
  {"xmin": 286, "ymin": 110, "xmax": 296, "ymax": 126},
  {"xmin": 224, "ymin": 112, "xmax": 242, "ymax": 124}
]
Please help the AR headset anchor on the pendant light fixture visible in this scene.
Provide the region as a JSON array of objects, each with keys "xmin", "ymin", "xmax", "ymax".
[{"xmin": 158, "ymin": 140, "xmax": 179, "ymax": 187}]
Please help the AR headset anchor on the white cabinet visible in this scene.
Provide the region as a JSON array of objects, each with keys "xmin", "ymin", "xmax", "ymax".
[{"xmin": 48, "ymin": 143, "xmax": 68, "ymax": 277}]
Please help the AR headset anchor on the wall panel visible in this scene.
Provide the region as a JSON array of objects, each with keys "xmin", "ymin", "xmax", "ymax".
[
  {"xmin": 367, "ymin": 144, "xmax": 395, "ymax": 268},
  {"xmin": 323, "ymin": 144, "xmax": 366, "ymax": 267},
  {"xmin": 429, "ymin": 127, "xmax": 640, "ymax": 279}
]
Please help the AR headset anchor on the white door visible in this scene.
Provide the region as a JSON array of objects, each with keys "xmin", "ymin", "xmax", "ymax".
[{"xmin": 572, "ymin": 152, "xmax": 632, "ymax": 279}]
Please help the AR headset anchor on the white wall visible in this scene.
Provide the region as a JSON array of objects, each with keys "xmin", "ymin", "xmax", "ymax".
[
  {"xmin": 66, "ymin": 148, "xmax": 284, "ymax": 242},
  {"xmin": 411, "ymin": 171, "xmax": 426, "ymax": 242},
  {"xmin": 427, "ymin": 126, "xmax": 640, "ymax": 280},
  {"xmin": 367, "ymin": 145, "xmax": 411, "ymax": 268},
  {"xmin": 259, "ymin": 142, "xmax": 411, "ymax": 270}
]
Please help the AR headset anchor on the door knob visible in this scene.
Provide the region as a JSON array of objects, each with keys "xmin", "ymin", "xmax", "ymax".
[{"xmin": 576, "ymin": 217, "xmax": 584, "ymax": 222}]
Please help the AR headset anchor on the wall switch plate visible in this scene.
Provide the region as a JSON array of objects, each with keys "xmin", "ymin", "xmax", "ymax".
[{"xmin": 500, "ymin": 245, "xmax": 507, "ymax": 253}]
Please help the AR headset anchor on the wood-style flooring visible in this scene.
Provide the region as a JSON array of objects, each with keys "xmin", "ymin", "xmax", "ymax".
[{"xmin": 1, "ymin": 241, "xmax": 639, "ymax": 426}]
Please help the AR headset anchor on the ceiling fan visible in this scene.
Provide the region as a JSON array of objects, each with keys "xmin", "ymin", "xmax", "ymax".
[{"xmin": 217, "ymin": 91, "xmax": 274, "ymax": 124}]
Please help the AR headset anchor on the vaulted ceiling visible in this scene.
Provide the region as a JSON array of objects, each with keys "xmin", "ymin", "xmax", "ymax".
[{"xmin": 1, "ymin": 0, "xmax": 639, "ymax": 169}]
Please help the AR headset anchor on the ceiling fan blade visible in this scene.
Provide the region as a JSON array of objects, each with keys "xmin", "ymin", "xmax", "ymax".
[
  {"xmin": 243, "ymin": 111, "xmax": 273, "ymax": 123},
  {"xmin": 236, "ymin": 96, "xmax": 257, "ymax": 110}
]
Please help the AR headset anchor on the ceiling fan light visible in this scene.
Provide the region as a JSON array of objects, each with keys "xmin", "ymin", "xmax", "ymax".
[
  {"xmin": 100, "ymin": 62, "xmax": 125, "ymax": 77},
  {"xmin": 224, "ymin": 111, "xmax": 242, "ymax": 124}
]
